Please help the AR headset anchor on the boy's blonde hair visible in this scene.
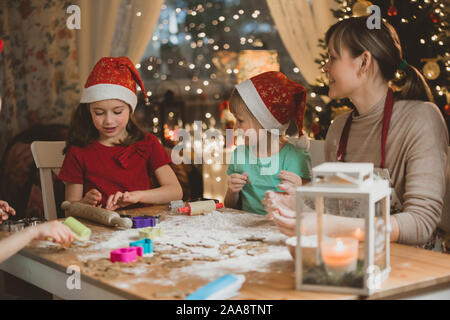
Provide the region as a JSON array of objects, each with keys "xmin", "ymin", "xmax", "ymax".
[{"xmin": 229, "ymin": 88, "xmax": 263, "ymax": 131}]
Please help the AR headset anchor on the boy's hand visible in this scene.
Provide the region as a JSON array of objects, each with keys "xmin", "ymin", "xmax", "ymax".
[
  {"xmin": 35, "ymin": 221, "xmax": 73, "ymax": 245},
  {"xmin": 0, "ymin": 200, "xmax": 16, "ymax": 224},
  {"xmin": 227, "ymin": 173, "xmax": 250, "ymax": 193},
  {"xmin": 278, "ymin": 170, "xmax": 302, "ymax": 195},
  {"xmin": 81, "ymin": 189, "xmax": 102, "ymax": 207},
  {"xmin": 105, "ymin": 191, "xmax": 141, "ymax": 211}
]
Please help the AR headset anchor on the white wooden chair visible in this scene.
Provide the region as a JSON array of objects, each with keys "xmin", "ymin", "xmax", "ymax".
[
  {"xmin": 309, "ymin": 139, "xmax": 325, "ymax": 167},
  {"xmin": 30, "ymin": 141, "xmax": 66, "ymax": 221}
]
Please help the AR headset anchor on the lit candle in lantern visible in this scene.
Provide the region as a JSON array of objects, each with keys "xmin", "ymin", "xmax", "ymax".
[
  {"xmin": 321, "ymin": 237, "xmax": 358, "ymax": 275},
  {"xmin": 353, "ymin": 228, "xmax": 364, "ymax": 241}
]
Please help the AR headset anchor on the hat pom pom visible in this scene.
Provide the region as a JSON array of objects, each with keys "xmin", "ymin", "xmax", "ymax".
[{"xmin": 286, "ymin": 134, "xmax": 310, "ymax": 151}]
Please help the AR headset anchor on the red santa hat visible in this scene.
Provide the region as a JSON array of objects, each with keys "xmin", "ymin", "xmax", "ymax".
[
  {"xmin": 80, "ymin": 57, "xmax": 149, "ymax": 112},
  {"xmin": 235, "ymin": 71, "xmax": 309, "ymax": 149}
]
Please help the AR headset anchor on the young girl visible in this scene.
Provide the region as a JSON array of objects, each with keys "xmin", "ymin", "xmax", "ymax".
[
  {"xmin": 225, "ymin": 71, "xmax": 312, "ymax": 215},
  {"xmin": 264, "ymin": 17, "xmax": 449, "ymax": 248},
  {"xmin": 58, "ymin": 57, "xmax": 182, "ymax": 210}
]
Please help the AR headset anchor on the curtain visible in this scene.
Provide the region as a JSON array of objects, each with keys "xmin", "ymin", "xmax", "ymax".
[
  {"xmin": 77, "ymin": 0, "xmax": 163, "ymax": 86},
  {"xmin": 110, "ymin": 0, "xmax": 164, "ymax": 64},
  {"xmin": 0, "ymin": 0, "xmax": 80, "ymax": 156},
  {"xmin": 267, "ymin": 0, "xmax": 338, "ymax": 85},
  {"xmin": 76, "ymin": 0, "xmax": 122, "ymax": 87}
]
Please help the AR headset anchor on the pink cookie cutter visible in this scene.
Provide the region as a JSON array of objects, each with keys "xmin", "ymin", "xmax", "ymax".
[{"xmin": 110, "ymin": 247, "xmax": 143, "ymax": 263}]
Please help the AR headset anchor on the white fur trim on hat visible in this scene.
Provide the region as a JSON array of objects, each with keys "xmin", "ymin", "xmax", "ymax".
[
  {"xmin": 286, "ymin": 134, "xmax": 310, "ymax": 151},
  {"xmin": 236, "ymin": 79, "xmax": 289, "ymax": 135},
  {"xmin": 81, "ymin": 83, "xmax": 138, "ymax": 111}
]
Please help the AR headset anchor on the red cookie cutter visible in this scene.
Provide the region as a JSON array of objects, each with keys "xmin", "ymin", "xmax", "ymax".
[{"xmin": 110, "ymin": 247, "xmax": 143, "ymax": 263}]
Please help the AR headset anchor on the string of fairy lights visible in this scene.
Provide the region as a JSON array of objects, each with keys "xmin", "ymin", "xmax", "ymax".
[
  {"xmin": 133, "ymin": 0, "xmax": 449, "ymax": 141},
  {"xmin": 134, "ymin": 2, "xmax": 266, "ymax": 98},
  {"xmin": 127, "ymin": 0, "xmax": 449, "ymax": 198},
  {"xmin": 133, "ymin": 1, "xmax": 284, "ymax": 199},
  {"xmin": 132, "ymin": 0, "xmax": 306, "ymax": 150}
]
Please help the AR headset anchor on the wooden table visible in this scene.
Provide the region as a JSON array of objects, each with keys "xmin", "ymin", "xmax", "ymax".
[{"xmin": 0, "ymin": 206, "xmax": 449, "ymax": 300}]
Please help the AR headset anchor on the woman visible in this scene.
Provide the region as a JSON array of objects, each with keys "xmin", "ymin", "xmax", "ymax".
[{"xmin": 263, "ymin": 16, "xmax": 449, "ymax": 247}]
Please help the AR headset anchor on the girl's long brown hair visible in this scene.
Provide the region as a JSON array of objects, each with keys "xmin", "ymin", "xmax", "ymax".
[
  {"xmin": 325, "ymin": 16, "xmax": 433, "ymax": 102},
  {"xmin": 63, "ymin": 103, "xmax": 145, "ymax": 154}
]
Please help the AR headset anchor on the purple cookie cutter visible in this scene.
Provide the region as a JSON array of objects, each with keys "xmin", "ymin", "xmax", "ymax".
[
  {"xmin": 132, "ymin": 216, "xmax": 156, "ymax": 228},
  {"xmin": 110, "ymin": 247, "xmax": 143, "ymax": 263}
]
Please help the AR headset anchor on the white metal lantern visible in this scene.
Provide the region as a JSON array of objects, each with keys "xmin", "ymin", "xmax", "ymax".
[{"xmin": 295, "ymin": 162, "xmax": 391, "ymax": 296}]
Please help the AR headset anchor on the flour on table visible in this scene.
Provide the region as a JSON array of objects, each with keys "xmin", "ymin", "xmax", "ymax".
[{"xmin": 75, "ymin": 210, "xmax": 292, "ymax": 282}]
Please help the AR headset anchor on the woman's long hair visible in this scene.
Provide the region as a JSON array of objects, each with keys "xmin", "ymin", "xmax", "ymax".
[
  {"xmin": 63, "ymin": 103, "xmax": 145, "ymax": 154},
  {"xmin": 325, "ymin": 16, "xmax": 433, "ymax": 102}
]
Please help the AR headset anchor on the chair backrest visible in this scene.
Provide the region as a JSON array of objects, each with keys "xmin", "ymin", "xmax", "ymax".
[
  {"xmin": 30, "ymin": 141, "xmax": 66, "ymax": 220},
  {"xmin": 309, "ymin": 139, "xmax": 325, "ymax": 167}
]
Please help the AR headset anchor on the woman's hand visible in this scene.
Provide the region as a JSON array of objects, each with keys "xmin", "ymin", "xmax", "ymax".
[
  {"xmin": 0, "ymin": 200, "xmax": 16, "ymax": 223},
  {"xmin": 263, "ymin": 190, "xmax": 297, "ymax": 235},
  {"xmin": 105, "ymin": 191, "xmax": 141, "ymax": 211},
  {"xmin": 81, "ymin": 189, "xmax": 102, "ymax": 207},
  {"xmin": 263, "ymin": 189, "xmax": 317, "ymax": 236},
  {"xmin": 34, "ymin": 221, "xmax": 73, "ymax": 245},
  {"xmin": 263, "ymin": 188, "xmax": 296, "ymax": 215},
  {"xmin": 271, "ymin": 205, "xmax": 297, "ymax": 236}
]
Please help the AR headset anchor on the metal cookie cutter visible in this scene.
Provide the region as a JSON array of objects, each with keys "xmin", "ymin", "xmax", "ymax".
[
  {"xmin": 0, "ymin": 217, "xmax": 47, "ymax": 232},
  {"xmin": 26, "ymin": 217, "xmax": 47, "ymax": 227},
  {"xmin": 169, "ymin": 200, "xmax": 185, "ymax": 212},
  {"xmin": 130, "ymin": 238, "xmax": 153, "ymax": 254},
  {"xmin": 110, "ymin": 247, "xmax": 143, "ymax": 263},
  {"xmin": 138, "ymin": 227, "xmax": 162, "ymax": 240},
  {"xmin": 0, "ymin": 220, "xmax": 25, "ymax": 232}
]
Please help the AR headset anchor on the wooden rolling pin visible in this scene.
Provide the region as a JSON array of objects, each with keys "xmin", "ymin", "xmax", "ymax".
[{"xmin": 61, "ymin": 201, "xmax": 133, "ymax": 229}]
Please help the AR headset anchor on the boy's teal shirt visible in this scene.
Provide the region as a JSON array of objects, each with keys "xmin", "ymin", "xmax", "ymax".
[{"xmin": 227, "ymin": 143, "xmax": 312, "ymax": 215}]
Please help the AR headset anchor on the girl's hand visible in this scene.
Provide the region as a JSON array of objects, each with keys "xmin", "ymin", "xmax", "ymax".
[
  {"xmin": 0, "ymin": 200, "xmax": 16, "ymax": 223},
  {"xmin": 81, "ymin": 189, "xmax": 102, "ymax": 207},
  {"xmin": 227, "ymin": 173, "xmax": 250, "ymax": 193},
  {"xmin": 105, "ymin": 191, "xmax": 141, "ymax": 211},
  {"xmin": 278, "ymin": 170, "xmax": 302, "ymax": 195},
  {"xmin": 34, "ymin": 221, "xmax": 73, "ymax": 245}
]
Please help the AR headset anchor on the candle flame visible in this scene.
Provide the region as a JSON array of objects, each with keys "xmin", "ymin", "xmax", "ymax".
[
  {"xmin": 334, "ymin": 239, "xmax": 345, "ymax": 253},
  {"xmin": 353, "ymin": 228, "xmax": 364, "ymax": 241}
]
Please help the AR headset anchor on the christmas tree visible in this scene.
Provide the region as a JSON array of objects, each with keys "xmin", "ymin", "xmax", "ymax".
[{"xmin": 305, "ymin": 0, "xmax": 449, "ymax": 140}]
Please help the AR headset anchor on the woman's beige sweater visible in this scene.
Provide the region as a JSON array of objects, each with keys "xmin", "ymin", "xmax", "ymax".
[{"xmin": 324, "ymin": 94, "xmax": 449, "ymax": 245}]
